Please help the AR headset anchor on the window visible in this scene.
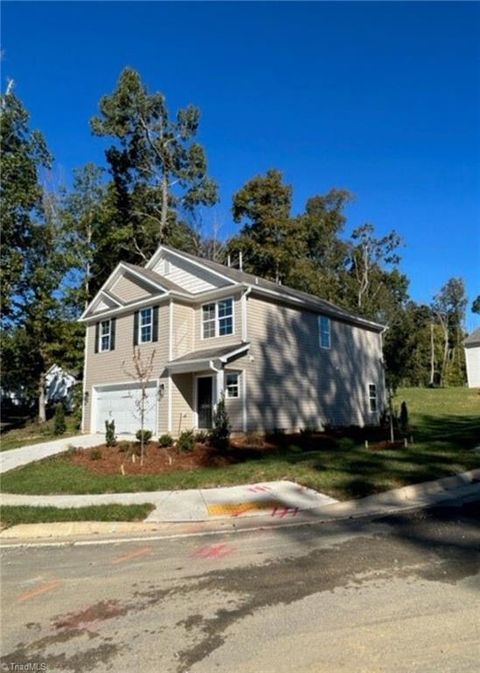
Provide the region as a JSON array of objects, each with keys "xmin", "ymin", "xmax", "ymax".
[
  {"xmin": 368, "ymin": 384, "xmax": 377, "ymax": 412},
  {"xmin": 225, "ymin": 372, "xmax": 240, "ymax": 398},
  {"xmin": 202, "ymin": 298, "xmax": 234, "ymax": 338},
  {"xmin": 319, "ymin": 315, "xmax": 331, "ymax": 349},
  {"xmin": 100, "ymin": 320, "xmax": 111, "ymax": 352},
  {"xmin": 139, "ymin": 307, "xmax": 153, "ymax": 343},
  {"xmin": 202, "ymin": 303, "xmax": 216, "ymax": 338}
]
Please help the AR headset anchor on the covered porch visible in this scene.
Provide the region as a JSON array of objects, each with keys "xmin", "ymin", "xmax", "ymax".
[{"xmin": 166, "ymin": 343, "xmax": 249, "ymax": 435}]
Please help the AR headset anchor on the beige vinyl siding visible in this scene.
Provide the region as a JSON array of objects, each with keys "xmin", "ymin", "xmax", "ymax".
[
  {"xmin": 153, "ymin": 254, "xmax": 227, "ymax": 294},
  {"xmin": 465, "ymin": 345, "xmax": 480, "ymax": 388},
  {"xmin": 194, "ymin": 292, "xmax": 243, "ymax": 349},
  {"xmin": 110, "ymin": 273, "xmax": 157, "ymax": 303},
  {"xmin": 171, "ymin": 303, "xmax": 194, "ymax": 359},
  {"xmin": 171, "ymin": 373, "xmax": 194, "ymax": 435},
  {"xmin": 91, "ymin": 298, "xmax": 114, "ymax": 314},
  {"xmin": 242, "ymin": 295, "xmax": 385, "ymax": 431},
  {"xmin": 83, "ymin": 304, "xmax": 169, "ymax": 433}
]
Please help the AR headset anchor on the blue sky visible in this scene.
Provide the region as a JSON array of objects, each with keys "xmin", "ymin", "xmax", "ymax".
[{"xmin": 3, "ymin": 1, "xmax": 480, "ymax": 329}]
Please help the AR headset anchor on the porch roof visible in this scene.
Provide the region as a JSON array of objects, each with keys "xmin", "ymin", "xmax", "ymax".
[{"xmin": 167, "ymin": 342, "xmax": 250, "ymax": 373}]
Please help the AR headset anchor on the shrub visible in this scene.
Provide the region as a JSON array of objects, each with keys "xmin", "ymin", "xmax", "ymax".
[
  {"xmin": 105, "ymin": 420, "xmax": 117, "ymax": 447},
  {"xmin": 177, "ymin": 429, "xmax": 196, "ymax": 453},
  {"xmin": 300, "ymin": 426, "xmax": 317, "ymax": 437},
  {"xmin": 337, "ymin": 437, "xmax": 356, "ymax": 451},
  {"xmin": 209, "ymin": 397, "xmax": 231, "ymax": 451},
  {"xmin": 159, "ymin": 433, "xmax": 174, "ymax": 448},
  {"xmin": 399, "ymin": 401, "xmax": 409, "ymax": 436},
  {"xmin": 53, "ymin": 403, "xmax": 66, "ymax": 436},
  {"xmin": 194, "ymin": 430, "xmax": 209, "ymax": 444},
  {"xmin": 117, "ymin": 440, "xmax": 131, "ymax": 453},
  {"xmin": 136, "ymin": 429, "xmax": 152, "ymax": 444},
  {"xmin": 90, "ymin": 447, "xmax": 102, "ymax": 461}
]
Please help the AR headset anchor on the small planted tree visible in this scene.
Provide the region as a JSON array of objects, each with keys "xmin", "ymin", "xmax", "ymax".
[
  {"xmin": 123, "ymin": 347, "xmax": 156, "ymax": 466},
  {"xmin": 105, "ymin": 420, "xmax": 117, "ymax": 447},
  {"xmin": 209, "ymin": 396, "xmax": 231, "ymax": 451},
  {"xmin": 53, "ymin": 403, "xmax": 66, "ymax": 435},
  {"xmin": 399, "ymin": 401, "xmax": 409, "ymax": 437}
]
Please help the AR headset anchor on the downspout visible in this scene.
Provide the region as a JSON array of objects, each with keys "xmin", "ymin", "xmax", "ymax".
[{"xmin": 241, "ymin": 286, "xmax": 252, "ymax": 343}]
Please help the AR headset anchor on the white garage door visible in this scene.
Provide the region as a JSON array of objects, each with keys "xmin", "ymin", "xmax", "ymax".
[{"xmin": 94, "ymin": 382, "xmax": 157, "ymax": 435}]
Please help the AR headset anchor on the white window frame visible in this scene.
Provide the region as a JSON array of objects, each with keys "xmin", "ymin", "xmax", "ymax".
[
  {"xmin": 99, "ymin": 319, "xmax": 112, "ymax": 352},
  {"xmin": 225, "ymin": 372, "xmax": 240, "ymax": 399},
  {"xmin": 319, "ymin": 315, "xmax": 331, "ymax": 349},
  {"xmin": 139, "ymin": 306, "xmax": 153, "ymax": 344},
  {"xmin": 368, "ymin": 383, "xmax": 377, "ymax": 413},
  {"xmin": 202, "ymin": 297, "xmax": 234, "ymax": 339}
]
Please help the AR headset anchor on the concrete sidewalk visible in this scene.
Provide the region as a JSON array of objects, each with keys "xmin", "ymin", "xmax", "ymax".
[{"xmin": 1, "ymin": 469, "xmax": 479, "ymax": 543}]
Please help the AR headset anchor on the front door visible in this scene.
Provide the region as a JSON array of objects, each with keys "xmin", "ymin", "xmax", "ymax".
[{"xmin": 197, "ymin": 376, "xmax": 213, "ymax": 429}]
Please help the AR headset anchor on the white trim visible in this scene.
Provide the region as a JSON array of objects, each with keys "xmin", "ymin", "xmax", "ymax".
[
  {"xmin": 147, "ymin": 246, "xmax": 236, "ymax": 285},
  {"xmin": 168, "ymin": 299, "xmax": 173, "ymax": 361},
  {"xmin": 368, "ymin": 383, "xmax": 378, "ymax": 413},
  {"xmin": 241, "ymin": 287, "xmax": 251, "ymax": 342},
  {"xmin": 118, "ymin": 263, "xmax": 170, "ymax": 294},
  {"xmin": 242, "ymin": 368, "xmax": 247, "ymax": 432},
  {"xmin": 224, "ymin": 371, "xmax": 240, "ymax": 399},
  {"xmin": 318, "ymin": 315, "xmax": 331, "ymax": 350},
  {"xmin": 80, "ymin": 263, "xmax": 124, "ymax": 320},
  {"xmin": 168, "ymin": 375, "xmax": 173, "ymax": 433},
  {"xmin": 80, "ymin": 294, "xmax": 170, "ymax": 323},
  {"xmin": 99, "ymin": 319, "xmax": 112, "ymax": 352},
  {"xmin": 219, "ymin": 343, "xmax": 250, "ymax": 363},
  {"xmin": 81, "ymin": 325, "xmax": 88, "ymax": 433}
]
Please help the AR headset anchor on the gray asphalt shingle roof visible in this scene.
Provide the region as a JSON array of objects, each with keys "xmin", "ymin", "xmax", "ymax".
[
  {"xmin": 465, "ymin": 328, "xmax": 480, "ymax": 347},
  {"xmin": 169, "ymin": 343, "xmax": 249, "ymax": 364}
]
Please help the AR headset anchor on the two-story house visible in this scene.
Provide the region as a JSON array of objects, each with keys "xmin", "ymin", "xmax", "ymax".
[{"xmin": 80, "ymin": 245, "xmax": 386, "ymax": 436}]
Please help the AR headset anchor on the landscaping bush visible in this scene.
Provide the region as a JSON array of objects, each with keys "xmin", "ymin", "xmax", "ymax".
[
  {"xmin": 194, "ymin": 430, "xmax": 209, "ymax": 444},
  {"xmin": 209, "ymin": 397, "xmax": 231, "ymax": 451},
  {"xmin": 105, "ymin": 420, "xmax": 117, "ymax": 447},
  {"xmin": 136, "ymin": 429, "xmax": 152, "ymax": 444},
  {"xmin": 159, "ymin": 433, "xmax": 174, "ymax": 448},
  {"xmin": 117, "ymin": 440, "xmax": 131, "ymax": 453},
  {"xmin": 399, "ymin": 401, "xmax": 409, "ymax": 436},
  {"xmin": 300, "ymin": 426, "xmax": 318, "ymax": 437},
  {"xmin": 244, "ymin": 431, "xmax": 264, "ymax": 448},
  {"xmin": 53, "ymin": 403, "xmax": 66, "ymax": 436},
  {"xmin": 337, "ymin": 437, "xmax": 357, "ymax": 451},
  {"xmin": 177, "ymin": 429, "xmax": 195, "ymax": 453},
  {"xmin": 90, "ymin": 447, "xmax": 102, "ymax": 461}
]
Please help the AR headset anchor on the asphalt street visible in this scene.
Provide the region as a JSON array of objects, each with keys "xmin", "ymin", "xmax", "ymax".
[{"xmin": 1, "ymin": 498, "xmax": 479, "ymax": 673}]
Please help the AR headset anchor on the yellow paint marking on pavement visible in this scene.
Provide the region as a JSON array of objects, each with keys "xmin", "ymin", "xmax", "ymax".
[
  {"xmin": 111, "ymin": 545, "xmax": 153, "ymax": 564},
  {"xmin": 17, "ymin": 580, "xmax": 61, "ymax": 603},
  {"xmin": 207, "ymin": 500, "xmax": 283, "ymax": 517}
]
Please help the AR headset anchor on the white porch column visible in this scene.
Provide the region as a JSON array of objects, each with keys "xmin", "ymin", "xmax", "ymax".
[{"xmin": 215, "ymin": 368, "xmax": 224, "ymax": 404}]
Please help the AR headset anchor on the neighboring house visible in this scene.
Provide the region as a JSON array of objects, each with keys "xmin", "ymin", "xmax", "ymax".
[
  {"xmin": 79, "ymin": 245, "xmax": 386, "ymax": 436},
  {"xmin": 464, "ymin": 328, "xmax": 480, "ymax": 388},
  {"xmin": 45, "ymin": 364, "xmax": 78, "ymax": 409}
]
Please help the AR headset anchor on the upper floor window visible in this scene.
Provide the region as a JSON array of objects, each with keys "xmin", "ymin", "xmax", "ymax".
[
  {"xmin": 139, "ymin": 307, "xmax": 153, "ymax": 344},
  {"xmin": 202, "ymin": 298, "xmax": 234, "ymax": 339},
  {"xmin": 95, "ymin": 318, "xmax": 115, "ymax": 353},
  {"xmin": 225, "ymin": 372, "xmax": 240, "ymax": 398},
  {"xmin": 368, "ymin": 384, "xmax": 377, "ymax": 412},
  {"xmin": 319, "ymin": 315, "xmax": 331, "ymax": 349}
]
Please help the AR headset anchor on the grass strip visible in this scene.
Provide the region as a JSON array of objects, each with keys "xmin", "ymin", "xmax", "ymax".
[{"xmin": 0, "ymin": 503, "xmax": 154, "ymax": 528}]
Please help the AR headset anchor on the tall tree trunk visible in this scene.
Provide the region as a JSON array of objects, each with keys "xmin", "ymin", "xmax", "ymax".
[
  {"xmin": 160, "ymin": 176, "xmax": 169, "ymax": 242},
  {"xmin": 429, "ymin": 323, "xmax": 435, "ymax": 386},
  {"xmin": 38, "ymin": 372, "xmax": 47, "ymax": 424},
  {"xmin": 441, "ymin": 324, "xmax": 449, "ymax": 386}
]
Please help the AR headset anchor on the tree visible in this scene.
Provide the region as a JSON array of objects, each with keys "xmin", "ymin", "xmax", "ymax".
[
  {"xmin": 472, "ymin": 295, "xmax": 480, "ymax": 315},
  {"xmin": 122, "ymin": 347, "xmax": 156, "ymax": 466},
  {"xmin": 0, "ymin": 84, "xmax": 51, "ymax": 318},
  {"xmin": 431, "ymin": 277, "xmax": 467, "ymax": 386},
  {"xmin": 90, "ymin": 67, "xmax": 218, "ymax": 259},
  {"xmin": 229, "ymin": 169, "xmax": 295, "ymax": 283}
]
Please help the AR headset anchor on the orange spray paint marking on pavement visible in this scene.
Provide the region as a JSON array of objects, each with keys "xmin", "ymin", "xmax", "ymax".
[
  {"xmin": 17, "ymin": 580, "xmax": 61, "ymax": 603},
  {"xmin": 111, "ymin": 546, "xmax": 152, "ymax": 565}
]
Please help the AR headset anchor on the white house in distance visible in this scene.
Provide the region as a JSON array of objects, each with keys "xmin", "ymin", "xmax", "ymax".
[{"xmin": 464, "ymin": 328, "xmax": 480, "ymax": 388}]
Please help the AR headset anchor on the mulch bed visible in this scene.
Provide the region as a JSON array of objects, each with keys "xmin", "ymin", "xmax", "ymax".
[{"xmin": 71, "ymin": 442, "xmax": 231, "ymax": 475}]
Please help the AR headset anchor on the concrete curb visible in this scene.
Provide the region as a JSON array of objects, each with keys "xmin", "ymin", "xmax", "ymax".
[{"xmin": 1, "ymin": 469, "xmax": 479, "ymax": 545}]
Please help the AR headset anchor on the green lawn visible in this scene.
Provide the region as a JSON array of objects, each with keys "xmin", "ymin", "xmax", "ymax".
[
  {"xmin": 0, "ymin": 415, "xmax": 80, "ymax": 451},
  {"xmin": 0, "ymin": 504, "xmax": 154, "ymax": 528},
  {"xmin": 1, "ymin": 387, "xmax": 479, "ymax": 501}
]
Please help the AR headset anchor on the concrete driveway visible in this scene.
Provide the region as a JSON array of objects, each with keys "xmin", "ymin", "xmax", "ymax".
[{"xmin": 0, "ymin": 434, "xmax": 110, "ymax": 474}]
